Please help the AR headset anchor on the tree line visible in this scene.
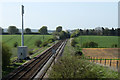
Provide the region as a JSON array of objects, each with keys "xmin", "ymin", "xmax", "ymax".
[
  {"xmin": 0, "ymin": 26, "xmax": 119, "ymax": 36},
  {"xmin": 71, "ymin": 27, "xmax": 120, "ymax": 37},
  {"xmin": 0, "ymin": 26, "xmax": 48, "ymax": 35}
]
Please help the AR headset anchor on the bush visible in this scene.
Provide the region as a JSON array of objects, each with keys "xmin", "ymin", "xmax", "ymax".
[
  {"xmin": 82, "ymin": 41, "xmax": 98, "ymax": 48},
  {"xmin": 2, "ymin": 43, "xmax": 12, "ymax": 69},
  {"xmin": 28, "ymin": 50, "xmax": 34, "ymax": 55},
  {"xmin": 35, "ymin": 40, "xmax": 42, "ymax": 47},
  {"xmin": 48, "ymin": 38, "xmax": 55, "ymax": 43},
  {"xmin": 75, "ymin": 50, "xmax": 83, "ymax": 56},
  {"xmin": 13, "ymin": 42, "xmax": 18, "ymax": 47},
  {"xmin": 49, "ymin": 56, "xmax": 118, "ymax": 78},
  {"xmin": 71, "ymin": 39, "xmax": 77, "ymax": 47},
  {"xmin": 111, "ymin": 44, "xmax": 118, "ymax": 48},
  {"xmin": 41, "ymin": 41, "xmax": 48, "ymax": 47}
]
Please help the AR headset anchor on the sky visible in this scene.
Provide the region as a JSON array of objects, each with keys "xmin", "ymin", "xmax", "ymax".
[{"xmin": 0, "ymin": 0, "xmax": 119, "ymax": 30}]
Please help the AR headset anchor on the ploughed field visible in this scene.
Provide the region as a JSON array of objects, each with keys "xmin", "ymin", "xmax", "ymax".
[{"xmin": 82, "ymin": 48, "xmax": 120, "ymax": 69}]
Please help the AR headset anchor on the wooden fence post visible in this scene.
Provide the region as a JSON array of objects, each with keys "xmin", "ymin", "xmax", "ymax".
[
  {"xmin": 96, "ymin": 57, "xmax": 97, "ymax": 63},
  {"xmin": 110, "ymin": 59, "xmax": 112, "ymax": 67},
  {"xmin": 105, "ymin": 59, "xmax": 106, "ymax": 65},
  {"xmin": 93, "ymin": 57, "xmax": 94, "ymax": 62},
  {"xmin": 91, "ymin": 57, "xmax": 92, "ymax": 62},
  {"xmin": 117, "ymin": 60, "xmax": 118, "ymax": 69},
  {"xmin": 100, "ymin": 58, "xmax": 102, "ymax": 64}
]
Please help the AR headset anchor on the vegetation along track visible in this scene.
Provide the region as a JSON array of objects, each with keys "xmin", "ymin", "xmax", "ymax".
[{"xmin": 2, "ymin": 40, "xmax": 67, "ymax": 80}]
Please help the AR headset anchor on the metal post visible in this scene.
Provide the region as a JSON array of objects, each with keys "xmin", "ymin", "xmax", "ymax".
[{"xmin": 21, "ymin": 5, "xmax": 24, "ymax": 46}]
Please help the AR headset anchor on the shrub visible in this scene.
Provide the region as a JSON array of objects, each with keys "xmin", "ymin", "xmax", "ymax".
[
  {"xmin": 49, "ymin": 56, "xmax": 118, "ymax": 78},
  {"xmin": 71, "ymin": 39, "xmax": 77, "ymax": 47},
  {"xmin": 48, "ymin": 38, "xmax": 55, "ymax": 43},
  {"xmin": 2, "ymin": 43, "xmax": 12, "ymax": 69},
  {"xmin": 28, "ymin": 50, "xmax": 34, "ymax": 55},
  {"xmin": 111, "ymin": 44, "xmax": 118, "ymax": 48},
  {"xmin": 35, "ymin": 40, "xmax": 42, "ymax": 47},
  {"xmin": 13, "ymin": 42, "xmax": 18, "ymax": 47},
  {"xmin": 82, "ymin": 41, "xmax": 98, "ymax": 48},
  {"xmin": 41, "ymin": 41, "xmax": 48, "ymax": 47},
  {"xmin": 75, "ymin": 50, "xmax": 83, "ymax": 56}
]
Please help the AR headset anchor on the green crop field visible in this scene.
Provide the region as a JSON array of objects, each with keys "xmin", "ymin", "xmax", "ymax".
[
  {"xmin": 74, "ymin": 36, "xmax": 120, "ymax": 48},
  {"xmin": 2, "ymin": 35, "xmax": 53, "ymax": 48},
  {"xmin": 2, "ymin": 35, "xmax": 53, "ymax": 58}
]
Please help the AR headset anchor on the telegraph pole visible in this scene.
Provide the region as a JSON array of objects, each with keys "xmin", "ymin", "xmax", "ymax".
[{"xmin": 21, "ymin": 5, "xmax": 24, "ymax": 46}]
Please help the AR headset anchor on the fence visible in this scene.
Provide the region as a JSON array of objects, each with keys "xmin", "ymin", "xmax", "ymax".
[{"xmin": 84, "ymin": 56, "xmax": 119, "ymax": 70}]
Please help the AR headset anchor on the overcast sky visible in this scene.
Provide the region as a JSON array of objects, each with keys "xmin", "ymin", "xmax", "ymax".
[{"xmin": 0, "ymin": 0, "xmax": 118, "ymax": 30}]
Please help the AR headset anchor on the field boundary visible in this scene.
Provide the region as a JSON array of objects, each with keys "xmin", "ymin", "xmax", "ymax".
[{"xmin": 85, "ymin": 56, "xmax": 119, "ymax": 70}]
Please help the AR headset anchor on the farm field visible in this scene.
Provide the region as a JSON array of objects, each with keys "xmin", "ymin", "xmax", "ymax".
[
  {"xmin": 2, "ymin": 35, "xmax": 53, "ymax": 58},
  {"xmin": 2, "ymin": 35, "xmax": 53, "ymax": 48},
  {"xmin": 75, "ymin": 36, "xmax": 120, "ymax": 48},
  {"xmin": 82, "ymin": 48, "xmax": 119, "ymax": 59},
  {"xmin": 82, "ymin": 48, "xmax": 120, "ymax": 69}
]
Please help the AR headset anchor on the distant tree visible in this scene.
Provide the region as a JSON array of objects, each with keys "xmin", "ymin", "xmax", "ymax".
[
  {"xmin": 116, "ymin": 28, "xmax": 120, "ymax": 36},
  {"xmin": 56, "ymin": 26, "xmax": 62, "ymax": 32},
  {"xmin": 104, "ymin": 28, "xmax": 110, "ymax": 36},
  {"xmin": 80, "ymin": 29, "xmax": 83, "ymax": 35},
  {"xmin": 95, "ymin": 27, "xmax": 102, "ymax": 35},
  {"xmin": 86, "ymin": 29, "xmax": 89, "ymax": 35},
  {"xmin": 0, "ymin": 27, "xmax": 4, "ymax": 33},
  {"xmin": 39, "ymin": 26, "xmax": 48, "ymax": 35},
  {"xmin": 109, "ymin": 28, "xmax": 115, "ymax": 36},
  {"xmin": 2, "ymin": 43, "xmax": 12, "ymax": 69},
  {"xmin": 25, "ymin": 28, "xmax": 31, "ymax": 34},
  {"xmin": 102, "ymin": 27, "xmax": 105, "ymax": 35},
  {"xmin": 7, "ymin": 26, "xmax": 19, "ymax": 34}
]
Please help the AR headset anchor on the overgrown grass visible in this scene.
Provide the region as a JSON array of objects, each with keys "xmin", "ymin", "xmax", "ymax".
[
  {"xmin": 48, "ymin": 39, "xmax": 119, "ymax": 79},
  {"xmin": 2, "ymin": 40, "xmax": 57, "ymax": 77},
  {"xmin": 2, "ymin": 60, "xmax": 26, "ymax": 77},
  {"xmin": 74, "ymin": 36, "xmax": 119, "ymax": 48}
]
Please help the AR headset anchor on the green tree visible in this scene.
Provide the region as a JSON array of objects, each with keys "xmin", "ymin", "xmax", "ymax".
[
  {"xmin": 59, "ymin": 31, "xmax": 66, "ymax": 39},
  {"xmin": 7, "ymin": 26, "xmax": 19, "ymax": 34},
  {"xmin": 39, "ymin": 26, "xmax": 48, "ymax": 35},
  {"xmin": 56, "ymin": 26, "xmax": 62, "ymax": 32},
  {"xmin": 25, "ymin": 28, "xmax": 31, "ymax": 34},
  {"xmin": 2, "ymin": 43, "xmax": 12, "ymax": 69}
]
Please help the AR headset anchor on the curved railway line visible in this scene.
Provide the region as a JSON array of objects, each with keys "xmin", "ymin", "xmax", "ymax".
[{"xmin": 2, "ymin": 40, "xmax": 67, "ymax": 80}]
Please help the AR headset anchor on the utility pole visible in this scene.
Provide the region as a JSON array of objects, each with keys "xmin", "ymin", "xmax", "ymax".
[{"xmin": 21, "ymin": 5, "xmax": 24, "ymax": 46}]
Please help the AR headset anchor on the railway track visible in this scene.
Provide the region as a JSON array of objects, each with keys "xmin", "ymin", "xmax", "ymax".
[{"xmin": 2, "ymin": 40, "xmax": 67, "ymax": 80}]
